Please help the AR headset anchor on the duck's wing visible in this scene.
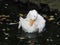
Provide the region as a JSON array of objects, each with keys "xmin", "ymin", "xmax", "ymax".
[
  {"xmin": 18, "ymin": 17, "xmax": 24, "ymax": 29},
  {"xmin": 20, "ymin": 17, "xmax": 24, "ymax": 21},
  {"xmin": 37, "ymin": 14, "xmax": 46, "ymax": 33},
  {"xmin": 18, "ymin": 21, "xmax": 21, "ymax": 29}
]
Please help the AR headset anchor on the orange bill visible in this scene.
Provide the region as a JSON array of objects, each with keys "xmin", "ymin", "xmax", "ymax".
[{"xmin": 29, "ymin": 19, "xmax": 34, "ymax": 26}]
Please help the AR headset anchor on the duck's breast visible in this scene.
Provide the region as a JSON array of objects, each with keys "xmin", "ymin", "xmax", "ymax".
[{"xmin": 21, "ymin": 19, "xmax": 38, "ymax": 33}]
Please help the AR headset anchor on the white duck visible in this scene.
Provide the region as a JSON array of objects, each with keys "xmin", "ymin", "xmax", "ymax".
[{"xmin": 18, "ymin": 10, "xmax": 46, "ymax": 33}]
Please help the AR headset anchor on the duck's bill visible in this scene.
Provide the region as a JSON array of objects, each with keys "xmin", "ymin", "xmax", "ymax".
[{"xmin": 29, "ymin": 19, "xmax": 34, "ymax": 26}]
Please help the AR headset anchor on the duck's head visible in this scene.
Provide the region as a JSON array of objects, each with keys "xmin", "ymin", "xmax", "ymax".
[{"xmin": 27, "ymin": 10, "xmax": 38, "ymax": 26}]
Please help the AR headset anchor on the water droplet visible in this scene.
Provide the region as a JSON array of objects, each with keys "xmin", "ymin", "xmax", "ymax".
[
  {"xmin": 50, "ymin": 39, "xmax": 53, "ymax": 42},
  {"xmin": 46, "ymin": 38, "xmax": 49, "ymax": 41},
  {"xmin": 56, "ymin": 34, "xmax": 59, "ymax": 37},
  {"xmin": 5, "ymin": 37, "xmax": 8, "ymax": 40},
  {"xmin": 57, "ymin": 22, "xmax": 60, "ymax": 25},
  {"xmin": 4, "ymin": 7, "xmax": 7, "ymax": 8},
  {"xmin": 5, "ymin": 4, "xmax": 8, "ymax": 6},
  {"xmin": 4, "ymin": 33, "xmax": 9, "ymax": 35},
  {"xmin": 2, "ymin": 29, "xmax": 6, "ymax": 31}
]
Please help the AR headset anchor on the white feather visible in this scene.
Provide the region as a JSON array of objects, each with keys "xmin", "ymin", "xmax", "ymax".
[{"xmin": 18, "ymin": 10, "xmax": 46, "ymax": 33}]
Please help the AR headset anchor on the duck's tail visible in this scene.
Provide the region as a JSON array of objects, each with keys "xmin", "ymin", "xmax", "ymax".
[{"xmin": 19, "ymin": 17, "xmax": 24, "ymax": 21}]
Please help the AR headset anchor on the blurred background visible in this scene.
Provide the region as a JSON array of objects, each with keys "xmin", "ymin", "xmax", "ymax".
[{"xmin": 0, "ymin": 0, "xmax": 60, "ymax": 45}]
